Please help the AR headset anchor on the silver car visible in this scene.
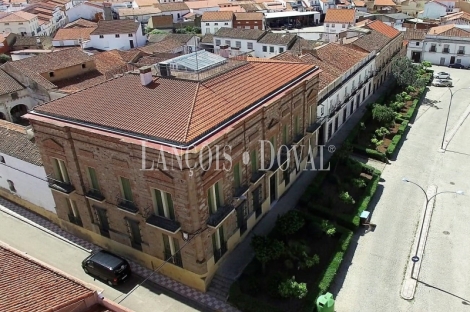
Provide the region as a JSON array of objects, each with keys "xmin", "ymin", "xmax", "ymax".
[
  {"xmin": 433, "ymin": 72, "xmax": 451, "ymax": 79},
  {"xmin": 432, "ymin": 79, "xmax": 452, "ymax": 87}
]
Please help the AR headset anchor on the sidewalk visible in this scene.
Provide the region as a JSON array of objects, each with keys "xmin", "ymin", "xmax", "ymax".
[{"xmin": 217, "ymin": 79, "xmax": 394, "ymax": 281}]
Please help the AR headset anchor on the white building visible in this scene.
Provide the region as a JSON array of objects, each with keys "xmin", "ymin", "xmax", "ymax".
[
  {"xmin": 66, "ymin": 2, "xmax": 105, "ymax": 23},
  {"xmin": 0, "ymin": 120, "xmax": 56, "ymax": 214},
  {"xmin": 154, "ymin": 2, "xmax": 189, "ymax": 23},
  {"xmin": 419, "ymin": 1, "xmax": 447, "ymax": 19},
  {"xmin": 52, "ymin": 27, "xmax": 95, "ymax": 48},
  {"xmin": 89, "ymin": 19, "xmax": 146, "ymax": 50},
  {"xmin": 201, "ymin": 11, "xmax": 233, "ymax": 35},
  {"xmin": 324, "ymin": 8, "xmax": 356, "ymax": 42},
  {"xmin": 213, "ymin": 27, "xmax": 266, "ymax": 56},
  {"xmin": 0, "ymin": 11, "xmax": 40, "ymax": 36},
  {"xmin": 117, "ymin": 7, "xmax": 162, "ymax": 22},
  {"xmin": 421, "ymin": 24, "xmax": 470, "ymax": 66},
  {"xmin": 404, "ymin": 28, "xmax": 426, "ymax": 62},
  {"xmin": 255, "ymin": 32, "xmax": 296, "ymax": 57}
]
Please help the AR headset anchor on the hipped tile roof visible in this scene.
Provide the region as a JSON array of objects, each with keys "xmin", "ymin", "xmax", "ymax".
[
  {"xmin": 154, "ymin": 2, "xmax": 189, "ymax": 12},
  {"xmin": 33, "ymin": 59, "xmax": 319, "ymax": 145},
  {"xmin": 0, "ymin": 11, "xmax": 37, "ymax": 22},
  {"xmin": 351, "ymin": 29, "xmax": 391, "ymax": 52},
  {"xmin": 64, "ymin": 18, "xmax": 98, "ymax": 28},
  {"xmin": 201, "ymin": 11, "xmax": 233, "ymax": 21},
  {"xmin": 324, "ymin": 9, "xmax": 356, "ymax": 23},
  {"xmin": 0, "ymin": 69, "xmax": 24, "ymax": 96},
  {"xmin": 366, "ymin": 20, "xmax": 400, "ymax": 38},
  {"xmin": 374, "ymin": 0, "xmax": 396, "ymax": 5},
  {"xmin": 90, "ymin": 20, "xmax": 139, "ymax": 35},
  {"xmin": 403, "ymin": 28, "xmax": 426, "ymax": 40},
  {"xmin": 234, "ymin": 12, "xmax": 263, "ymax": 20},
  {"xmin": 138, "ymin": 38, "xmax": 184, "ymax": 54},
  {"xmin": 53, "ymin": 27, "xmax": 96, "ymax": 41},
  {"xmin": 258, "ymin": 32, "xmax": 297, "ymax": 46},
  {"xmin": 214, "ymin": 27, "xmax": 266, "ymax": 40},
  {"xmin": 0, "ymin": 120, "xmax": 42, "ymax": 165},
  {"xmin": 428, "ymin": 24, "xmax": 470, "ymax": 37}
]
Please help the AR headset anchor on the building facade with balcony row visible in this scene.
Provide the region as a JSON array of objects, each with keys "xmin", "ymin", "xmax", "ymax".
[{"xmin": 25, "ymin": 52, "xmax": 321, "ymax": 292}]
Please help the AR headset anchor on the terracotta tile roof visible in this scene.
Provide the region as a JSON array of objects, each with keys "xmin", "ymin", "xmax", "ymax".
[
  {"xmin": 271, "ymin": 51, "xmax": 303, "ymax": 62},
  {"xmin": 240, "ymin": 3, "xmax": 265, "ymax": 11},
  {"xmin": 118, "ymin": 7, "xmax": 161, "ymax": 16},
  {"xmin": 184, "ymin": 0, "xmax": 231, "ymax": 9},
  {"xmin": 351, "ymin": 29, "xmax": 391, "ymax": 52},
  {"xmin": 148, "ymin": 33, "xmax": 195, "ymax": 44},
  {"xmin": 366, "ymin": 20, "xmax": 400, "ymax": 38},
  {"xmin": 0, "ymin": 69, "xmax": 24, "ymax": 96},
  {"xmin": 355, "ymin": 18, "xmax": 372, "ymax": 27},
  {"xmin": 289, "ymin": 37, "xmax": 324, "ymax": 52},
  {"xmin": 1, "ymin": 48, "xmax": 94, "ymax": 90},
  {"xmin": 403, "ymin": 28, "xmax": 426, "ymax": 40},
  {"xmin": 219, "ymin": 6, "xmax": 245, "ymax": 12},
  {"xmin": 374, "ymin": 0, "xmax": 396, "ymax": 5},
  {"xmin": 441, "ymin": 11, "xmax": 470, "ymax": 22},
  {"xmin": 324, "ymin": 9, "xmax": 356, "ymax": 23},
  {"xmin": 138, "ymin": 38, "xmax": 184, "ymax": 54},
  {"xmin": 428, "ymin": 24, "xmax": 470, "ymax": 37},
  {"xmin": 354, "ymin": 0, "xmax": 366, "ymax": 6},
  {"xmin": 33, "ymin": 59, "xmax": 319, "ymax": 145},
  {"xmin": 64, "ymin": 18, "xmax": 98, "ymax": 28},
  {"xmin": 11, "ymin": 35, "xmax": 53, "ymax": 49},
  {"xmin": 214, "ymin": 27, "xmax": 266, "ymax": 40},
  {"xmin": 234, "ymin": 12, "xmax": 263, "ymax": 20},
  {"xmin": 154, "ymin": 2, "xmax": 189, "ymax": 12},
  {"xmin": 258, "ymin": 32, "xmax": 297, "ymax": 46},
  {"xmin": 0, "ymin": 120, "xmax": 42, "ymax": 165},
  {"xmin": 133, "ymin": 53, "xmax": 181, "ymax": 66},
  {"xmin": 53, "ymin": 27, "xmax": 96, "ymax": 41},
  {"xmin": 133, "ymin": 0, "xmax": 158, "ymax": 6},
  {"xmin": 0, "ymin": 11, "xmax": 37, "ymax": 22},
  {"xmin": 201, "ymin": 11, "xmax": 233, "ymax": 21},
  {"xmin": 90, "ymin": 20, "xmax": 140, "ymax": 35},
  {"xmin": 201, "ymin": 34, "xmax": 214, "ymax": 43}
]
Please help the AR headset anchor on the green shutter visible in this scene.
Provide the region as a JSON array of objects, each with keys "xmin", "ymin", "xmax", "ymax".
[
  {"xmin": 251, "ymin": 150, "xmax": 257, "ymax": 173},
  {"xmin": 162, "ymin": 234, "xmax": 171, "ymax": 254},
  {"xmin": 215, "ymin": 182, "xmax": 221, "ymax": 208},
  {"xmin": 120, "ymin": 177, "xmax": 133, "ymax": 202},
  {"xmin": 207, "ymin": 188, "xmax": 214, "ymax": 214},
  {"xmin": 166, "ymin": 193, "xmax": 175, "ymax": 220},
  {"xmin": 212, "ymin": 232, "xmax": 217, "ymax": 250},
  {"xmin": 233, "ymin": 163, "xmax": 240, "ymax": 189},
  {"xmin": 219, "ymin": 225, "xmax": 225, "ymax": 244},
  {"xmin": 88, "ymin": 167, "xmax": 99, "ymax": 191},
  {"xmin": 52, "ymin": 159, "xmax": 61, "ymax": 180},
  {"xmin": 155, "ymin": 189, "xmax": 164, "ymax": 216}
]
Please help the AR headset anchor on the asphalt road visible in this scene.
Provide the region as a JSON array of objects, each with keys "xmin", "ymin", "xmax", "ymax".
[
  {"xmin": 0, "ymin": 210, "xmax": 203, "ymax": 312},
  {"xmin": 332, "ymin": 66, "xmax": 470, "ymax": 312}
]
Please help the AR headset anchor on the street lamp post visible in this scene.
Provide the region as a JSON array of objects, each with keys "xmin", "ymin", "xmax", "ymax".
[
  {"xmin": 441, "ymin": 86, "xmax": 470, "ymax": 151},
  {"xmin": 402, "ymin": 178, "xmax": 463, "ymax": 270}
]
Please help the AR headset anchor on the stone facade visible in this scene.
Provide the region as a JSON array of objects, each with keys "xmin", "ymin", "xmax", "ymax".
[
  {"xmin": 373, "ymin": 32, "xmax": 405, "ymax": 92},
  {"xmin": 27, "ymin": 72, "xmax": 320, "ymax": 291}
]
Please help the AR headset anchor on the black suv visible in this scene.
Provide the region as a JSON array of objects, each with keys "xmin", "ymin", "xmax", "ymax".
[{"xmin": 82, "ymin": 250, "xmax": 131, "ymax": 286}]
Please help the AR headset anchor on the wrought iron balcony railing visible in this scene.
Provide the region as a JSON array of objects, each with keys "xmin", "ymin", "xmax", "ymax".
[{"xmin": 48, "ymin": 176, "xmax": 75, "ymax": 194}]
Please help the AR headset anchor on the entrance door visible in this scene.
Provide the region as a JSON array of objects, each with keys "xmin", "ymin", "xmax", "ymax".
[
  {"xmin": 411, "ymin": 51, "xmax": 421, "ymax": 63},
  {"xmin": 96, "ymin": 208, "xmax": 110, "ymax": 237},
  {"xmin": 212, "ymin": 226, "xmax": 226, "ymax": 262},
  {"xmin": 318, "ymin": 123, "xmax": 325, "ymax": 145},
  {"xmin": 129, "ymin": 40, "xmax": 134, "ymax": 49},
  {"xmin": 236, "ymin": 201, "xmax": 248, "ymax": 235},
  {"xmin": 127, "ymin": 219, "xmax": 142, "ymax": 250},
  {"xmin": 440, "ymin": 57, "xmax": 445, "ymax": 65},
  {"xmin": 450, "ymin": 56, "xmax": 456, "ymax": 64},
  {"xmin": 252, "ymin": 186, "xmax": 262, "ymax": 218},
  {"xmin": 270, "ymin": 174, "xmax": 276, "ymax": 203}
]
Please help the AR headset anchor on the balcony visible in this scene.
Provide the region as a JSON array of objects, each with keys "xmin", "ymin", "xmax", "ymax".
[
  {"xmin": 293, "ymin": 133, "xmax": 304, "ymax": 144},
  {"xmin": 116, "ymin": 197, "xmax": 139, "ymax": 214},
  {"xmin": 306, "ymin": 118, "xmax": 325, "ymax": 133},
  {"xmin": 48, "ymin": 176, "xmax": 75, "ymax": 194},
  {"xmin": 85, "ymin": 189, "xmax": 105, "ymax": 202},
  {"xmin": 68, "ymin": 213, "xmax": 82, "ymax": 227},
  {"xmin": 214, "ymin": 241, "xmax": 227, "ymax": 263},
  {"xmin": 146, "ymin": 214, "xmax": 181, "ymax": 233},
  {"xmin": 458, "ymin": 50, "xmax": 465, "ymax": 55},
  {"xmin": 165, "ymin": 249, "xmax": 183, "ymax": 267},
  {"xmin": 233, "ymin": 184, "xmax": 249, "ymax": 198},
  {"xmin": 250, "ymin": 170, "xmax": 265, "ymax": 183},
  {"xmin": 207, "ymin": 204, "xmax": 235, "ymax": 228}
]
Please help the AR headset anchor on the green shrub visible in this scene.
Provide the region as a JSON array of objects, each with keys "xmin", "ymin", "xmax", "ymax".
[
  {"xmin": 351, "ymin": 177, "xmax": 367, "ymax": 189},
  {"xmin": 275, "ymin": 210, "xmax": 306, "ymax": 236},
  {"xmin": 251, "ymin": 236, "xmax": 285, "ymax": 273},
  {"xmin": 352, "ymin": 173, "xmax": 380, "ymax": 227},
  {"xmin": 397, "ymin": 120, "xmax": 409, "ymax": 135},
  {"xmin": 267, "ymin": 271, "xmax": 287, "ymax": 298},
  {"xmin": 339, "ymin": 191, "xmax": 355, "ymax": 205},
  {"xmin": 318, "ymin": 251, "xmax": 343, "ymax": 294},
  {"xmin": 372, "ymin": 104, "xmax": 396, "ymax": 124},
  {"xmin": 352, "ymin": 144, "xmax": 387, "ymax": 162},
  {"xmin": 229, "ymin": 282, "xmax": 283, "ymax": 312},
  {"xmin": 386, "ymin": 134, "xmax": 402, "ymax": 157},
  {"xmin": 278, "ymin": 276, "xmax": 308, "ymax": 299}
]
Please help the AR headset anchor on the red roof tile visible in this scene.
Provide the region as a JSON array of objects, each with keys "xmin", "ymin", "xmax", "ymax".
[
  {"xmin": 53, "ymin": 27, "xmax": 96, "ymax": 41},
  {"xmin": 366, "ymin": 20, "xmax": 400, "ymax": 38},
  {"xmin": 324, "ymin": 9, "xmax": 356, "ymax": 23},
  {"xmin": 373, "ymin": 0, "xmax": 396, "ymax": 6},
  {"xmin": 32, "ymin": 59, "xmax": 319, "ymax": 144}
]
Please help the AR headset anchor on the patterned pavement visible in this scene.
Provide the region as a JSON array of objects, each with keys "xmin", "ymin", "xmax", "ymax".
[{"xmin": 0, "ymin": 197, "xmax": 239, "ymax": 312}]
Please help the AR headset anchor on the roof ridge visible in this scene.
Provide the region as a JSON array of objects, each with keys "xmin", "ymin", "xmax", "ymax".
[{"xmin": 184, "ymin": 82, "xmax": 199, "ymax": 142}]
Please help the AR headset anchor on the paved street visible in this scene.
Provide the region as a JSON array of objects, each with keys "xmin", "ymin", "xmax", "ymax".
[
  {"xmin": 0, "ymin": 209, "xmax": 203, "ymax": 312},
  {"xmin": 333, "ymin": 66, "xmax": 470, "ymax": 311}
]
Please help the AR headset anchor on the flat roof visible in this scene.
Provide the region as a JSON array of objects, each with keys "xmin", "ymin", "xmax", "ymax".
[{"xmin": 264, "ymin": 11, "xmax": 320, "ymax": 19}]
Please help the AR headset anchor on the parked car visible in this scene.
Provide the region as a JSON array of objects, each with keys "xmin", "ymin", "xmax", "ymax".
[
  {"xmin": 433, "ymin": 72, "xmax": 451, "ymax": 79},
  {"xmin": 448, "ymin": 63, "xmax": 465, "ymax": 69},
  {"xmin": 432, "ymin": 79, "xmax": 453, "ymax": 87},
  {"xmin": 82, "ymin": 250, "xmax": 131, "ymax": 286}
]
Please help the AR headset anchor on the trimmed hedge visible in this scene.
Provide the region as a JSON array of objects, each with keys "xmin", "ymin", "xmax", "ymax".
[
  {"xmin": 352, "ymin": 171, "xmax": 381, "ymax": 227},
  {"xmin": 229, "ymin": 282, "xmax": 284, "ymax": 312},
  {"xmin": 352, "ymin": 144, "xmax": 387, "ymax": 163},
  {"xmin": 385, "ymin": 134, "xmax": 402, "ymax": 158},
  {"xmin": 397, "ymin": 120, "xmax": 409, "ymax": 135}
]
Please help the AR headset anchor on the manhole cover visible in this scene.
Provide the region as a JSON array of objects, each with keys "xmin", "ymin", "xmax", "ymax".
[
  {"xmin": 450, "ymin": 182, "xmax": 455, "ymax": 185},
  {"xmin": 443, "ymin": 231, "xmax": 450, "ymax": 235}
]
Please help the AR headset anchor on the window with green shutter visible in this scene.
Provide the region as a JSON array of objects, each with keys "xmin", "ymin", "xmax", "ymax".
[
  {"xmin": 153, "ymin": 189, "xmax": 175, "ymax": 220},
  {"xmin": 88, "ymin": 167, "xmax": 100, "ymax": 191},
  {"xmin": 120, "ymin": 177, "xmax": 133, "ymax": 202},
  {"xmin": 251, "ymin": 150, "xmax": 257, "ymax": 174}
]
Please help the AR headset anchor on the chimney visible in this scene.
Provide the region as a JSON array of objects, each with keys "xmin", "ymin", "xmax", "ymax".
[
  {"xmin": 140, "ymin": 67, "xmax": 153, "ymax": 86},
  {"xmin": 103, "ymin": 2, "xmax": 112, "ymax": 21}
]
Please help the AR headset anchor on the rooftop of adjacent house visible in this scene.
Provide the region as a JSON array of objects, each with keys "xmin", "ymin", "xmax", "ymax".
[
  {"xmin": 133, "ymin": 0, "xmax": 158, "ymax": 6},
  {"xmin": 441, "ymin": 11, "xmax": 470, "ymax": 22},
  {"xmin": 117, "ymin": 7, "xmax": 162, "ymax": 16},
  {"xmin": 366, "ymin": 20, "xmax": 400, "ymax": 38},
  {"xmin": 219, "ymin": 6, "xmax": 245, "ymax": 12},
  {"xmin": 258, "ymin": 32, "xmax": 297, "ymax": 46},
  {"xmin": 90, "ymin": 20, "xmax": 140, "ymax": 36},
  {"xmin": 154, "ymin": 2, "xmax": 189, "ymax": 12},
  {"xmin": 53, "ymin": 27, "xmax": 96, "ymax": 41},
  {"xmin": 147, "ymin": 33, "xmax": 194, "ymax": 44},
  {"xmin": 403, "ymin": 28, "xmax": 426, "ymax": 40},
  {"xmin": 353, "ymin": 0, "xmax": 366, "ymax": 6},
  {"xmin": 201, "ymin": 11, "xmax": 233, "ymax": 21},
  {"xmin": 0, "ymin": 69, "xmax": 24, "ymax": 96},
  {"xmin": 201, "ymin": 34, "xmax": 214, "ymax": 43},
  {"xmin": 31, "ymin": 55, "xmax": 319, "ymax": 146},
  {"xmin": 384, "ymin": 12, "xmax": 412, "ymax": 19},
  {"xmin": 0, "ymin": 11, "xmax": 37, "ymax": 22},
  {"xmin": 184, "ymin": 0, "xmax": 229, "ymax": 9},
  {"xmin": 214, "ymin": 27, "xmax": 266, "ymax": 40},
  {"xmin": 0, "ymin": 242, "xmax": 127, "ymax": 312},
  {"xmin": 64, "ymin": 18, "xmax": 98, "ymax": 29},
  {"xmin": 1, "ymin": 48, "xmax": 94, "ymax": 90},
  {"xmin": 288, "ymin": 37, "xmax": 325, "ymax": 53},
  {"xmin": 374, "ymin": 0, "xmax": 397, "ymax": 6},
  {"xmin": 234, "ymin": 12, "xmax": 263, "ymax": 20},
  {"xmin": 0, "ymin": 120, "xmax": 42, "ymax": 165},
  {"xmin": 324, "ymin": 9, "xmax": 356, "ymax": 23},
  {"xmin": 428, "ymin": 24, "xmax": 470, "ymax": 37},
  {"xmin": 350, "ymin": 29, "xmax": 391, "ymax": 52},
  {"xmin": 138, "ymin": 38, "xmax": 184, "ymax": 54}
]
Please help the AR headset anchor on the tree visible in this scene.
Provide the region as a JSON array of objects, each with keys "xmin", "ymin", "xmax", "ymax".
[
  {"xmin": 421, "ymin": 61, "xmax": 432, "ymax": 68},
  {"xmin": 334, "ymin": 141, "xmax": 353, "ymax": 174},
  {"xmin": 0, "ymin": 54, "xmax": 11, "ymax": 64},
  {"xmin": 251, "ymin": 235, "xmax": 285, "ymax": 274},
  {"xmin": 391, "ymin": 57, "xmax": 428, "ymax": 89},
  {"xmin": 278, "ymin": 276, "xmax": 308, "ymax": 299},
  {"xmin": 372, "ymin": 104, "xmax": 396, "ymax": 125},
  {"xmin": 275, "ymin": 210, "xmax": 305, "ymax": 236}
]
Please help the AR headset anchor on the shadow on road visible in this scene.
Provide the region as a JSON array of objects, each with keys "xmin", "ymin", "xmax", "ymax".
[{"xmin": 417, "ymin": 279, "xmax": 470, "ymax": 305}]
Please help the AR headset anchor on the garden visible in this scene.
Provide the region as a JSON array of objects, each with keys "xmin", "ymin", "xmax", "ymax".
[
  {"xmin": 229, "ymin": 155, "xmax": 381, "ymax": 312},
  {"xmin": 347, "ymin": 59, "xmax": 434, "ymax": 162}
]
